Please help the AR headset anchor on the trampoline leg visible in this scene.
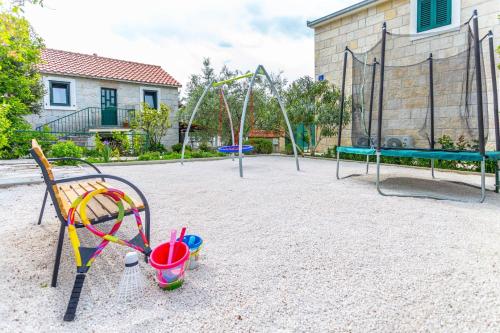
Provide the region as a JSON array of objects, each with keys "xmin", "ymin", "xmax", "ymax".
[
  {"xmin": 376, "ymin": 152, "xmax": 384, "ymax": 196},
  {"xmin": 480, "ymin": 158, "xmax": 486, "ymax": 203},
  {"xmin": 336, "ymin": 151, "xmax": 369, "ymax": 179},
  {"xmin": 336, "ymin": 151, "xmax": 340, "ymax": 180},
  {"xmin": 431, "ymin": 159, "xmax": 436, "ymax": 179},
  {"xmin": 495, "ymin": 161, "xmax": 499, "ymax": 194}
]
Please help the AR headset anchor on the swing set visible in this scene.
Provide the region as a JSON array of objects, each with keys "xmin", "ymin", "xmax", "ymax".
[{"xmin": 181, "ymin": 65, "xmax": 300, "ymax": 177}]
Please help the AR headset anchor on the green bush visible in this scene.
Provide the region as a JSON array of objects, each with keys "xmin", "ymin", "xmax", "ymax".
[
  {"xmin": 244, "ymin": 138, "xmax": 273, "ymax": 154},
  {"xmin": 285, "ymin": 143, "xmax": 294, "ymax": 155},
  {"xmin": 171, "ymin": 143, "xmax": 191, "ymax": 153},
  {"xmin": 111, "ymin": 131, "xmax": 131, "ymax": 156},
  {"xmin": 82, "ymin": 147, "xmax": 100, "ymax": 158},
  {"xmin": 148, "ymin": 142, "xmax": 167, "ymax": 152},
  {"xmin": 163, "ymin": 152, "xmax": 182, "ymax": 160},
  {"xmin": 6, "ymin": 128, "xmax": 56, "ymax": 158},
  {"xmin": 198, "ymin": 142, "xmax": 211, "ymax": 152},
  {"xmin": 132, "ymin": 133, "xmax": 147, "ymax": 155},
  {"xmin": 49, "ymin": 141, "xmax": 83, "ymax": 165},
  {"xmin": 138, "ymin": 151, "xmax": 161, "ymax": 161}
]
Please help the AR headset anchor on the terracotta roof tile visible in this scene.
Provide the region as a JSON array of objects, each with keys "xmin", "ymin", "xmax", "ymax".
[{"xmin": 39, "ymin": 48, "xmax": 181, "ymax": 87}]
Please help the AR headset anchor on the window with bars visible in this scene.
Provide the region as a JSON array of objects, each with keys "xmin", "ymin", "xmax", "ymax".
[{"xmin": 417, "ymin": 0, "xmax": 452, "ymax": 32}]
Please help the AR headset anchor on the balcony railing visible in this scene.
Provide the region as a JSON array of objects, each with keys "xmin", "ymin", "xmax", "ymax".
[{"xmin": 35, "ymin": 107, "xmax": 137, "ymax": 133}]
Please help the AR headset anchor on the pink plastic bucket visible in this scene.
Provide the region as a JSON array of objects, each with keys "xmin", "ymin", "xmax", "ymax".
[{"xmin": 150, "ymin": 241, "xmax": 189, "ymax": 290}]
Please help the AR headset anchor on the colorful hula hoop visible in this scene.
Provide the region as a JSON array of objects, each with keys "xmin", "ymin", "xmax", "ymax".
[
  {"xmin": 67, "ymin": 188, "xmax": 150, "ymax": 270},
  {"xmin": 217, "ymin": 145, "xmax": 254, "ymax": 154}
]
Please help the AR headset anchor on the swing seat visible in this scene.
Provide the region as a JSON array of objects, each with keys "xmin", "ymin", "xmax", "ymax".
[{"xmin": 217, "ymin": 144, "xmax": 254, "ymax": 154}]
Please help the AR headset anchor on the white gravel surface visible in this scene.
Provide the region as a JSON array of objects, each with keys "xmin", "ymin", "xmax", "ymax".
[{"xmin": 0, "ymin": 156, "xmax": 499, "ymax": 332}]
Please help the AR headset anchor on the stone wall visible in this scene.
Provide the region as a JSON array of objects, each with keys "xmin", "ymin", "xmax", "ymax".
[
  {"xmin": 26, "ymin": 75, "xmax": 180, "ymax": 147},
  {"xmin": 313, "ymin": 0, "xmax": 500, "ymax": 151}
]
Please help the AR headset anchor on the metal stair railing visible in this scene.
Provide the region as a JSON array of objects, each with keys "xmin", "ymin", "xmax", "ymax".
[{"xmin": 36, "ymin": 107, "xmax": 136, "ymax": 132}]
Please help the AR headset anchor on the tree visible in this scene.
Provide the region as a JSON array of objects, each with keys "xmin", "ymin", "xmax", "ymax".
[
  {"xmin": 0, "ymin": 1, "xmax": 45, "ymax": 157},
  {"xmin": 179, "ymin": 59, "xmax": 288, "ymax": 147},
  {"xmin": 285, "ymin": 76, "xmax": 350, "ymax": 156},
  {"xmin": 134, "ymin": 103, "xmax": 172, "ymax": 150}
]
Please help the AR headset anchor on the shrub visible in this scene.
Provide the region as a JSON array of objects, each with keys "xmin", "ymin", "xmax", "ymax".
[
  {"xmin": 285, "ymin": 143, "xmax": 294, "ymax": 155},
  {"xmin": 198, "ymin": 142, "xmax": 211, "ymax": 152},
  {"xmin": 148, "ymin": 142, "xmax": 167, "ymax": 152},
  {"xmin": 6, "ymin": 127, "xmax": 56, "ymax": 158},
  {"xmin": 49, "ymin": 141, "xmax": 83, "ymax": 165},
  {"xmin": 94, "ymin": 133, "xmax": 107, "ymax": 161},
  {"xmin": 82, "ymin": 147, "xmax": 101, "ymax": 158},
  {"xmin": 171, "ymin": 143, "xmax": 191, "ymax": 153},
  {"xmin": 246, "ymin": 138, "xmax": 273, "ymax": 154},
  {"xmin": 132, "ymin": 133, "xmax": 147, "ymax": 155},
  {"xmin": 163, "ymin": 152, "xmax": 182, "ymax": 160},
  {"xmin": 138, "ymin": 151, "xmax": 161, "ymax": 161},
  {"xmin": 111, "ymin": 131, "xmax": 130, "ymax": 156},
  {"xmin": 134, "ymin": 103, "xmax": 172, "ymax": 148}
]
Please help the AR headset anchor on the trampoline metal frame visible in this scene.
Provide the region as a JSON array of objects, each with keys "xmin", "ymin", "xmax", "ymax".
[
  {"xmin": 336, "ymin": 151, "xmax": 370, "ymax": 180},
  {"xmin": 335, "ymin": 10, "xmax": 498, "ymax": 202}
]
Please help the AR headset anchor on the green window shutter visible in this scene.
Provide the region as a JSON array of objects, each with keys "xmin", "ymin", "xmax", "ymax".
[
  {"xmin": 435, "ymin": 0, "xmax": 451, "ymax": 26},
  {"xmin": 417, "ymin": 0, "xmax": 451, "ymax": 33}
]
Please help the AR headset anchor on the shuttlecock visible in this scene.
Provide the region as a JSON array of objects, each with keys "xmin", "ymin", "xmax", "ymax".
[{"xmin": 117, "ymin": 252, "xmax": 144, "ymax": 302}]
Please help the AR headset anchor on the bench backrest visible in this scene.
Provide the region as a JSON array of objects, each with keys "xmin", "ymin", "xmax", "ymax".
[{"xmin": 30, "ymin": 139, "xmax": 65, "ymax": 214}]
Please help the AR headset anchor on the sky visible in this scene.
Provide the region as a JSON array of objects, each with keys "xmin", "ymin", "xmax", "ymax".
[{"xmin": 23, "ymin": 0, "xmax": 359, "ymax": 94}]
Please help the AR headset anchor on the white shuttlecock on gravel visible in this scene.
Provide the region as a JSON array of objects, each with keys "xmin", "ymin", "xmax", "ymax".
[{"xmin": 117, "ymin": 252, "xmax": 145, "ymax": 302}]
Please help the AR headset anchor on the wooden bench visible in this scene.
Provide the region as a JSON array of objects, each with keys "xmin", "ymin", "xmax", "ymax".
[{"xmin": 30, "ymin": 139, "xmax": 150, "ymax": 287}]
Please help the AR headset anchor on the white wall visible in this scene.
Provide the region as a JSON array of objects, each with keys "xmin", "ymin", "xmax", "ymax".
[{"xmin": 26, "ymin": 75, "xmax": 180, "ymax": 146}]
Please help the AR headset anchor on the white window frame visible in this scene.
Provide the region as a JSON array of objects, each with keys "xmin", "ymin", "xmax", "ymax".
[
  {"xmin": 140, "ymin": 86, "xmax": 161, "ymax": 110},
  {"xmin": 43, "ymin": 76, "xmax": 77, "ymax": 111},
  {"xmin": 409, "ymin": 0, "xmax": 461, "ymax": 37}
]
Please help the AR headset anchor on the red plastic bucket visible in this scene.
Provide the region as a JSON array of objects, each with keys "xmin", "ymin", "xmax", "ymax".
[{"xmin": 150, "ymin": 241, "xmax": 189, "ymax": 290}]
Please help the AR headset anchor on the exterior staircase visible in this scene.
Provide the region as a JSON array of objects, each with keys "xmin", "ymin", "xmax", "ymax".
[{"xmin": 36, "ymin": 107, "xmax": 136, "ymax": 133}]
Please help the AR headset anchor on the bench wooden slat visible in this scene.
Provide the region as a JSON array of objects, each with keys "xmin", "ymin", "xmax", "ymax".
[
  {"xmin": 75, "ymin": 183, "xmax": 111, "ymax": 219},
  {"xmin": 57, "ymin": 181, "xmax": 144, "ymax": 224},
  {"xmin": 58, "ymin": 184, "xmax": 82, "ymax": 222},
  {"xmin": 77, "ymin": 182, "xmax": 118, "ymax": 216},
  {"xmin": 60, "ymin": 184, "xmax": 97, "ymax": 222},
  {"xmin": 69, "ymin": 184, "xmax": 102, "ymax": 221},
  {"xmin": 95, "ymin": 181, "xmax": 144, "ymax": 210}
]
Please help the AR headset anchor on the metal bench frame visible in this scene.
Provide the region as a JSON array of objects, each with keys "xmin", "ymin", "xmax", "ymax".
[{"xmin": 30, "ymin": 149, "xmax": 151, "ymax": 288}]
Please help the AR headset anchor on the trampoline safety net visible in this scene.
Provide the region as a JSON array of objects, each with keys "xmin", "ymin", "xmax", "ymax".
[{"xmin": 349, "ymin": 19, "xmax": 491, "ymax": 152}]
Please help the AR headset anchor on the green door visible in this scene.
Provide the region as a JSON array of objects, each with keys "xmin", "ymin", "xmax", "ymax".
[
  {"xmin": 101, "ymin": 88, "xmax": 117, "ymax": 126},
  {"xmin": 295, "ymin": 123, "xmax": 315, "ymax": 151}
]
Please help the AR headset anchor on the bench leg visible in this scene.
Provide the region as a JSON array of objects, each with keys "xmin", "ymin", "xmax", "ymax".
[
  {"xmin": 38, "ymin": 189, "xmax": 49, "ymax": 225},
  {"xmin": 51, "ymin": 221, "xmax": 66, "ymax": 288}
]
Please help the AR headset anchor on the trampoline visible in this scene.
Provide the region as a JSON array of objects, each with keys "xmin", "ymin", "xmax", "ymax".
[
  {"xmin": 217, "ymin": 145, "xmax": 254, "ymax": 154},
  {"xmin": 335, "ymin": 10, "xmax": 500, "ymax": 202}
]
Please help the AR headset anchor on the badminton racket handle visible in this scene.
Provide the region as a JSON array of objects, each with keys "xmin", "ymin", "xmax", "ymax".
[{"xmin": 63, "ymin": 273, "xmax": 86, "ymax": 322}]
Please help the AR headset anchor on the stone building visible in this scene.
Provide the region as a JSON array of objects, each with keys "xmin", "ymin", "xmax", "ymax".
[
  {"xmin": 308, "ymin": 0, "xmax": 500, "ymax": 151},
  {"xmin": 28, "ymin": 49, "xmax": 181, "ymax": 147}
]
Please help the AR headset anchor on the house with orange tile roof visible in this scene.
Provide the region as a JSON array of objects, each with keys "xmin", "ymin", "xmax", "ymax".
[{"xmin": 28, "ymin": 49, "xmax": 182, "ymax": 147}]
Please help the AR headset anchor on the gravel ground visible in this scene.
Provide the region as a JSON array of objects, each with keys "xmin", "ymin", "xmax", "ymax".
[{"xmin": 0, "ymin": 156, "xmax": 499, "ymax": 332}]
